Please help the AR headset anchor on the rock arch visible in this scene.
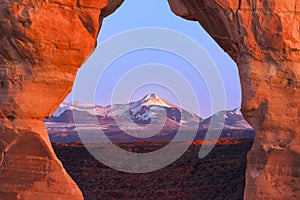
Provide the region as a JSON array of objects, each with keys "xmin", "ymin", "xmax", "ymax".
[
  {"xmin": 168, "ymin": 0, "xmax": 300, "ymax": 198},
  {"xmin": 0, "ymin": 0, "xmax": 299, "ymax": 199}
]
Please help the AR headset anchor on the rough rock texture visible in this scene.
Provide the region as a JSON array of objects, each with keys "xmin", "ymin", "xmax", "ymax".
[
  {"xmin": 168, "ymin": 0, "xmax": 300, "ymax": 199},
  {"xmin": 0, "ymin": 0, "xmax": 123, "ymax": 199},
  {"xmin": 0, "ymin": 0, "xmax": 299, "ymax": 199}
]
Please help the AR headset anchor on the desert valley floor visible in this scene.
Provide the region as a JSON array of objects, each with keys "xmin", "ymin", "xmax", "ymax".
[{"xmin": 53, "ymin": 138, "xmax": 253, "ymax": 200}]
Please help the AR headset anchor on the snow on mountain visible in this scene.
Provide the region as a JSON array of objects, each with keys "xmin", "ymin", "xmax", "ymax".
[
  {"xmin": 52, "ymin": 100, "xmax": 111, "ymax": 117},
  {"xmin": 130, "ymin": 93, "xmax": 176, "ymax": 109},
  {"xmin": 45, "ymin": 95, "xmax": 255, "ymax": 143},
  {"xmin": 201, "ymin": 108, "xmax": 252, "ymax": 130},
  {"xmin": 127, "ymin": 94, "xmax": 179, "ymax": 124},
  {"xmin": 50, "ymin": 94, "xmax": 201, "ymax": 125},
  {"xmin": 52, "ymin": 100, "xmax": 72, "ymax": 117},
  {"xmin": 48, "ymin": 94, "xmax": 251, "ymax": 130}
]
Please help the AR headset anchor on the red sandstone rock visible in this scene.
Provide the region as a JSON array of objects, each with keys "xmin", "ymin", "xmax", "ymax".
[
  {"xmin": 0, "ymin": 0, "xmax": 299, "ymax": 199},
  {"xmin": 0, "ymin": 0, "xmax": 123, "ymax": 199},
  {"xmin": 168, "ymin": 0, "xmax": 300, "ymax": 199}
]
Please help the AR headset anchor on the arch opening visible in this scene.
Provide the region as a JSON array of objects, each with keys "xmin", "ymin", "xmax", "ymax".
[{"xmin": 46, "ymin": 0, "xmax": 256, "ymax": 199}]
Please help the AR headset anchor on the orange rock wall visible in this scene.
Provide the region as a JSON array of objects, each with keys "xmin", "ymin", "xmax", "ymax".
[
  {"xmin": 0, "ymin": 0, "xmax": 123, "ymax": 198},
  {"xmin": 0, "ymin": 0, "xmax": 299, "ymax": 199},
  {"xmin": 168, "ymin": 0, "xmax": 300, "ymax": 199}
]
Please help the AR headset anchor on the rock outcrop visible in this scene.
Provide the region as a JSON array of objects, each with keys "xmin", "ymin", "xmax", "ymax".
[
  {"xmin": 168, "ymin": 0, "xmax": 300, "ymax": 199},
  {"xmin": 0, "ymin": 0, "xmax": 299, "ymax": 199},
  {"xmin": 0, "ymin": 0, "xmax": 123, "ymax": 199}
]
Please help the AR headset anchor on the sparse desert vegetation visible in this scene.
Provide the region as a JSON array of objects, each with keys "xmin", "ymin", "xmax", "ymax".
[{"xmin": 53, "ymin": 138, "xmax": 253, "ymax": 200}]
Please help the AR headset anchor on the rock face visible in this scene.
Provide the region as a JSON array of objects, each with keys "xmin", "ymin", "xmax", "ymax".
[
  {"xmin": 168, "ymin": 0, "xmax": 300, "ymax": 199},
  {"xmin": 0, "ymin": 0, "xmax": 299, "ymax": 199},
  {"xmin": 0, "ymin": 0, "xmax": 123, "ymax": 199}
]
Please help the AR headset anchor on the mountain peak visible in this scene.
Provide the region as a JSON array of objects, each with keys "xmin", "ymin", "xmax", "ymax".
[
  {"xmin": 138, "ymin": 93, "xmax": 176, "ymax": 108},
  {"xmin": 143, "ymin": 93, "xmax": 160, "ymax": 100}
]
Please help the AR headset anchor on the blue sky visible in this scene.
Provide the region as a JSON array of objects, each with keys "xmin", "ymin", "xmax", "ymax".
[{"xmin": 68, "ymin": 0, "xmax": 241, "ymax": 118}]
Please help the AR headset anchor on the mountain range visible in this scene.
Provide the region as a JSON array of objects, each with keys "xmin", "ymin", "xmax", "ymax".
[{"xmin": 45, "ymin": 94, "xmax": 254, "ymax": 143}]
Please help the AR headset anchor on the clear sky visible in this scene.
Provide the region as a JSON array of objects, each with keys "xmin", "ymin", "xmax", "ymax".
[{"xmin": 68, "ymin": 0, "xmax": 241, "ymax": 118}]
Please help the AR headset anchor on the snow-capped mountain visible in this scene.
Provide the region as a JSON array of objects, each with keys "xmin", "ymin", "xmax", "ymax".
[
  {"xmin": 128, "ymin": 93, "xmax": 178, "ymax": 123},
  {"xmin": 52, "ymin": 100, "xmax": 111, "ymax": 118},
  {"xmin": 45, "ymin": 94, "xmax": 255, "ymax": 143},
  {"xmin": 47, "ymin": 93, "xmax": 201, "ymax": 125},
  {"xmin": 126, "ymin": 93, "xmax": 201, "ymax": 124},
  {"xmin": 200, "ymin": 108, "xmax": 253, "ymax": 130}
]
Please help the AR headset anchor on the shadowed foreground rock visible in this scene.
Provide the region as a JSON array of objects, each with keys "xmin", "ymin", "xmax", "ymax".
[
  {"xmin": 168, "ymin": 0, "xmax": 300, "ymax": 199},
  {"xmin": 0, "ymin": 0, "xmax": 299, "ymax": 199},
  {"xmin": 0, "ymin": 0, "xmax": 123, "ymax": 199}
]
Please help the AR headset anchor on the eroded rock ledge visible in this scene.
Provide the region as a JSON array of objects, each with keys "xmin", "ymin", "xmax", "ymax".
[
  {"xmin": 168, "ymin": 0, "xmax": 300, "ymax": 199},
  {"xmin": 0, "ymin": 0, "xmax": 299, "ymax": 199}
]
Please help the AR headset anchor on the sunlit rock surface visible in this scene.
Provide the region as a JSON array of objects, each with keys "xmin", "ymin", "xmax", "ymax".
[
  {"xmin": 0, "ymin": 0, "xmax": 123, "ymax": 198},
  {"xmin": 168, "ymin": 0, "xmax": 300, "ymax": 199},
  {"xmin": 0, "ymin": 0, "xmax": 299, "ymax": 199}
]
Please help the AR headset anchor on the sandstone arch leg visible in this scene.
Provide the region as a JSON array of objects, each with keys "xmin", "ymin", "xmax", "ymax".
[
  {"xmin": 168, "ymin": 0, "xmax": 300, "ymax": 199},
  {"xmin": 0, "ymin": 0, "xmax": 123, "ymax": 198},
  {"xmin": 0, "ymin": 120, "xmax": 84, "ymax": 199}
]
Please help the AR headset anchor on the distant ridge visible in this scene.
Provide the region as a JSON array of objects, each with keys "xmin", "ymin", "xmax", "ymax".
[{"xmin": 45, "ymin": 94, "xmax": 254, "ymax": 143}]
